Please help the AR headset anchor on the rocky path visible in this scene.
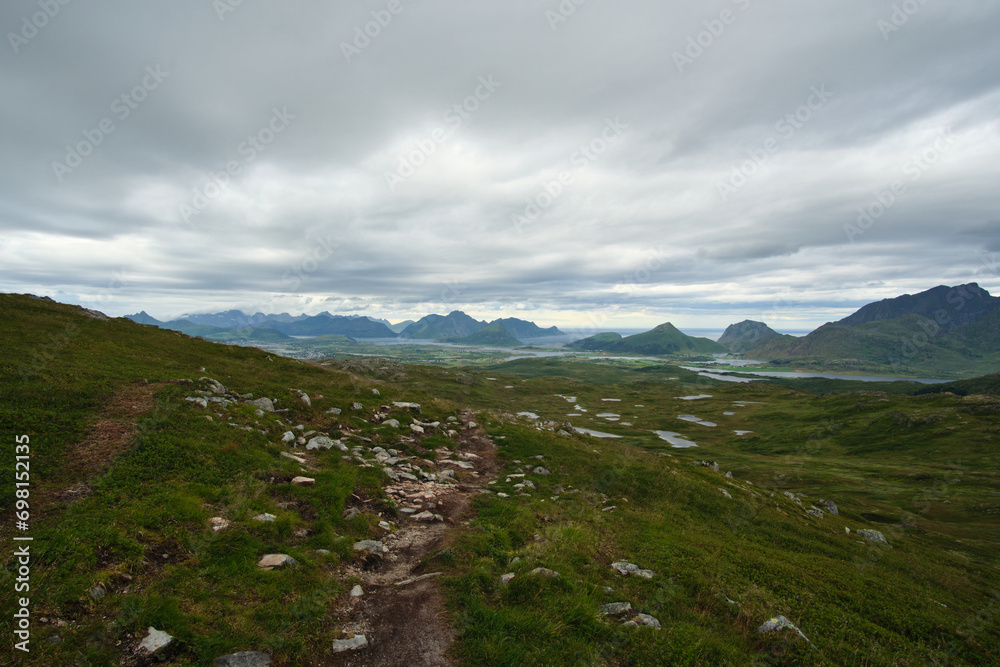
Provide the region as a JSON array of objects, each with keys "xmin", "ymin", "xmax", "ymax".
[{"xmin": 321, "ymin": 411, "xmax": 499, "ymax": 666}]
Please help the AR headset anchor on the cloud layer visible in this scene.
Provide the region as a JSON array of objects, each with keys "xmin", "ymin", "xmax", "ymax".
[{"xmin": 2, "ymin": 0, "xmax": 999, "ymax": 328}]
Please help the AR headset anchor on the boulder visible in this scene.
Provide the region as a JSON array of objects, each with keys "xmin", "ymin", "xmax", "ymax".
[
  {"xmin": 530, "ymin": 567, "xmax": 560, "ymax": 578},
  {"xmin": 382, "ymin": 419, "xmax": 400, "ymax": 428},
  {"xmin": 500, "ymin": 573, "xmax": 516, "ymax": 585},
  {"xmin": 818, "ymin": 499, "xmax": 839, "ymax": 515},
  {"xmin": 326, "ymin": 407, "xmax": 342, "ymax": 415},
  {"xmin": 353, "ymin": 540, "xmax": 385, "ymax": 557},
  {"xmin": 185, "ymin": 397, "xmax": 208, "ymax": 408},
  {"xmin": 392, "ymin": 401, "xmax": 421, "ymax": 413},
  {"xmin": 533, "ymin": 466, "xmax": 551, "ymax": 476},
  {"xmin": 599, "ymin": 602, "xmax": 633, "ymax": 617},
  {"xmin": 281, "ymin": 431, "xmax": 295, "ymax": 443},
  {"xmin": 306, "ymin": 436, "xmax": 347, "ymax": 452},
  {"xmin": 299, "ymin": 393, "xmax": 311, "ymax": 406},
  {"xmin": 634, "ymin": 613, "xmax": 661, "ymax": 629},
  {"xmin": 290, "ymin": 476, "xmax": 315, "ymax": 486},
  {"xmin": 350, "ymin": 585, "xmax": 364, "ymax": 597},
  {"xmin": 257, "ymin": 554, "xmax": 297, "ymax": 570},
  {"xmin": 857, "ymin": 529, "xmax": 888, "ymax": 544},
  {"xmin": 758, "ymin": 615, "xmax": 811, "ymax": 643},
  {"xmin": 331, "ymin": 635, "xmax": 368, "ymax": 653},
  {"xmin": 350, "ymin": 402, "xmax": 364, "ymax": 411},
  {"xmin": 138, "ymin": 626, "xmax": 174, "ymax": 654},
  {"xmin": 247, "ymin": 398, "xmax": 275, "ymax": 412},
  {"xmin": 209, "ymin": 517, "xmax": 230, "ymax": 532},
  {"xmin": 213, "ymin": 651, "xmax": 272, "ymax": 667},
  {"xmin": 253, "ymin": 513, "xmax": 276, "ymax": 522}
]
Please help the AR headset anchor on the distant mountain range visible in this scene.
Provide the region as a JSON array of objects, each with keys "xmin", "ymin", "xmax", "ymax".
[{"xmin": 125, "ymin": 309, "xmax": 564, "ymax": 343}]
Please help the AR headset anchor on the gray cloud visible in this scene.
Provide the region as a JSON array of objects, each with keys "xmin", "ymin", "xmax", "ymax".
[{"xmin": 2, "ymin": 0, "xmax": 999, "ymax": 329}]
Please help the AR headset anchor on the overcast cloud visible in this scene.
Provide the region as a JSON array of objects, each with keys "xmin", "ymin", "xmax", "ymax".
[{"xmin": 1, "ymin": 0, "xmax": 999, "ymax": 329}]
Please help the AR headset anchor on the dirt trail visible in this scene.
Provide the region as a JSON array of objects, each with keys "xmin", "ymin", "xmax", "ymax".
[{"xmin": 320, "ymin": 411, "xmax": 499, "ymax": 667}]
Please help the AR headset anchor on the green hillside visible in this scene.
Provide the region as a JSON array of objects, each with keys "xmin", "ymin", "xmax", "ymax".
[
  {"xmin": 1, "ymin": 293, "xmax": 998, "ymax": 665},
  {"xmin": 449, "ymin": 321, "xmax": 522, "ymax": 347},
  {"xmin": 718, "ymin": 320, "xmax": 794, "ymax": 353},
  {"xmin": 571, "ymin": 323, "xmax": 725, "ymax": 356}
]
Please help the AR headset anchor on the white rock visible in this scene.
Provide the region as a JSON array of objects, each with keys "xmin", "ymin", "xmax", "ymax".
[
  {"xmin": 253, "ymin": 513, "xmax": 277, "ymax": 522},
  {"xmin": 257, "ymin": 554, "xmax": 297, "ymax": 570},
  {"xmin": 290, "ymin": 476, "xmax": 315, "ymax": 486},
  {"xmin": 138, "ymin": 626, "xmax": 174, "ymax": 654},
  {"xmin": 281, "ymin": 431, "xmax": 295, "ymax": 443},
  {"xmin": 350, "ymin": 585, "xmax": 364, "ymax": 597},
  {"xmin": 209, "ymin": 517, "xmax": 230, "ymax": 532},
  {"xmin": 331, "ymin": 635, "xmax": 368, "ymax": 653}
]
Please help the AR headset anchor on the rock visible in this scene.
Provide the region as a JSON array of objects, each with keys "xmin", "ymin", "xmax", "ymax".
[
  {"xmin": 447, "ymin": 416, "xmax": 458, "ymax": 422},
  {"xmin": 209, "ymin": 517, "xmax": 230, "ymax": 532},
  {"xmin": 611, "ymin": 561, "xmax": 639, "ymax": 576},
  {"xmin": 185, "ymin": 397, "xmax": 208, "ymax": 408},
  {"xmin": 290, "ymin": 476, "xmax": 315, "ymax": 486},
  {"xmin": 213, "ymin": 651, "xmax": 272, "ymax": 667},
  {"xmin": 412, "ymin": 511, "xmax": 443, "ymax": 522},
  {"xmin": 372, "ymin": 388, "xmax": 380, "ymax": 396},
  {"xmin": 818, "ymin": 498, "xmax": 839, "ymax": 515},
  {"xmin": 306, "ymin": 436, "xmax": 347, "ymax": 452},
  {"xmin": 500, "ymin": 572, "xmax": 516, "ymax": 585},
  {"xmin": 634, "ymin": 613, "xmax": 661, "ymax": 629},
  {"xmin": 253, "ymin": 513, "xmax": 276, "ymax": 522},
  {"xmin": 599, "ymin": 602, "xmax": 633, "ymax": 617},
  {"xmin": 247, "ymin": 398, "xmax": 275, "ymax": 412},
  {"xmin": 343, "ymin": 508, "xmax": 360, "ymax": 520},
  {"xmin": 718, "ymin": 488, "xmax": 732, "ymax": 499},
  {"xmin": 533, "ymin": 466, "xmax": 551, "ymax": 476},
  {"xmin": 694, "ymin": 460, "xmax": 720, "ymax": 472},
  {"xmin": 353, "ymin": 540, "xmax": 385, "ymax": 557},
  {"xmin": 89, "ymin": 585, "xmax": 105, "ymax": 599},
  {"xmin": 350, "ymin": 402, "xmax": 364, "ymax": 411},
  {"xmin": 726, "ymin": 471, "xmax": 733, "ymax": 478},
  {"xmin": 410, "ymin": 424, "xmax": 425, "ymax": 434},
  {"xmin": 758, "ymin": 615, "xmax": 811, "ymax": 643},
  {"xmin": 466, "ymin": 421, "xmax": 478, "ymax": 429},
  {"xmin": 350, "ymin": 585, "xmax": 364, "ymax": 597},
  {"xmin": 299, "ymin": 393, "xmax": 311, "ymax": 406},
  {"xmin": 331, "ymin": 635, "xmax": 368, "ymax": 653},
  {"xmin": 783, "ymin": 491, "xmax": 802, "ymax": 505},
  {"xmin": 392, "ymin": 401, "xmax": 421, "ymax": 413},
  {"xmin": 138, "ymin": 626, "xmax": 174, "ymax": 654},
  {"xmin": 530, "ymin": 567, "xmax": 560, "ymax": 578},
  {"xmin": 257, "ymin": 554, "xmax": 297, "ymax": 570},
  {"xmin": 383, "ymin": 419, "xmax": 400, "ymax": 428},
  {"xmin": 200, "ymin": 377, "xmax": 227, "ymax": 394},
  {"xmin": 280, "ymin": 452, "xmax": 306, "ymax": 464},
  {"xmin": 281, "ymin": 431, "xmax": 295, "ymax": 443},
  {"xmin": 857, "ymin": 529, "xmax": 888, "ymax": 544},
  {"xmin": 806, "ymin": 506, "xmax": 824, "ymax": 518},
  {"xmin": 326, "ymin": 407, "xmax": 342, "ymax": 415}
]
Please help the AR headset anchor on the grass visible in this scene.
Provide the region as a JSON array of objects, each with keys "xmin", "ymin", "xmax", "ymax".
[{"xmin": 2, "ymin": 293, "xmax": 999, "ymax": 665}]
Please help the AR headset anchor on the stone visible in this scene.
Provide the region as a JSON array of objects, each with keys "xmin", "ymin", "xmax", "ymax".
[
  {"xmin": 209, "ymin": 517, "xmax": 231, "ymax": 532},
  {"xmin": 89, "ymin": 585, "xmax": 106, "ymax": 599},
  {"xmin": 281, "ymin": 431, "xmax": 295, "ymax": 443},
  {"xmin": 326, "ymin": 407, "xmax": 342, "ymax": 415},
  {"xmin": 350, "ymin": 585, "xmax": 364, "ymax": 597},
  {"xmin": 806, "ymin": 506, "xmax": 824, "ymax": 518},
  {"xmin": 599, "ymin": 602, "xmax": 633, "ymax": 617},
  {"xmin": 783, "ymin": 491, "xmax": 802, "ymax": 505},
  {"xmin": 351, "ymin": 402, "xmax": 364, "ymax": 411},
  {"xmin": 693, "ymin": 460, "xmax": 720, "ymax": 472},
  {"xmin": 306, "ymin": 436, "xmax": 347, "ymax": 452},
  {"xmin": 758, "ymin": 615, "xmax": 811, "ymax": 643},
  {"xmin": 392, "ymin": 401, "xmax": 421, "ymax": 413},
  {"xmin": 331, "ymin": 635, "xmax": 368, "ymax": 653},
  {"xmin": 383, "ymin": 419, "xmax": 400, "ymax": 428},
  {"xmin": 138, "ymin": 626, "xmax": 174, "ymax": 654},
  {"xmin": 257, "ymin": 554, "xmax": 297, "ymax": 570},
  {"xmin": 718, "ymin": 488, "xmax": 732, "ymax": 499},
  {"xmin": 466, "ymin": 421, "xmax": 478, "ymax": 429},
  {"xmin": 725, "ymin": 471, "xmax": 733, "ymax": 478},
  {"xmin": 818, "ymin": 498, "xmax": 839, "ymax": 515},
  {"xmin": 412, "ymin": 511, "xmax": 443, "ymax": 522},
  {"xmin": 290, "ymin": 476, "xmax": 315, "ymax": 486},
  {"xmin": 299, "ymin": 393, "xmax": 311, "ymax": 406},
  {"xmin": 353, "ymin": 540, "xmax": 385, "ymax": 557},
  {"xmin": 530, "ymin": 567, "xmax": 560, "ymax": 578},
  {"xmin": 635, "ymin": 613, "xmax": 661, "ymax": 629},
  {"xmin": 280, "ymin": 452, "xmax": 306, "ymax": 464},
  {"xmin": 410, "ymin": 424, "xmax": 425, "ymax": 434},
  {"xmin": 500, "ymin": 572, "xmax": 516, "ymax": 585},
  {"xmin": 611, "ymin": 561, "xmax": 638, "ymax": 576},
  {"xmin": 857, "ymin": 529, "xmax": 888, "ymax": 544},
  {"xmin": 253, "ymin": 513, "xmax": 276, "ymax": 522},
  {"xmin": 185, "ymin": 397, "xmax": 208, "ymax": 408},
  {"xmin": 533, "ymin": 466, "xmax": 551, "ymax": 476},
  {"xmin": 213, "ymin": 651, "xmax": 272, "ymax": 667},
  {"xmin": 343, "ymin": 507, "xmax": 360, "ymax": 520},
  {"xmin": 247, "ymin": 398, "xmax": 275, "ymax": 412}
]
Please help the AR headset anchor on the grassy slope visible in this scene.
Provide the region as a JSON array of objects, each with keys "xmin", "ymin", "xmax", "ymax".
[{"xmin": 2, "ymin": 294, "xmax": 999, "ymax": 665}]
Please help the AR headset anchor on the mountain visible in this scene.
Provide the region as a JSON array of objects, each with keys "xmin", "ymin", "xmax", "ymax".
[
  {"xmin": 491, "ymin": 317, "xmax": 564, "ymax": 339},
  {"xmin": 400, "ymin": 311, "xmax": 488, "ymax": 339},
  {"xmin": 569, "ymin": 323, "xmax": 726, "ymax": 355},
  {"xmin": 448, "ymin": 321, "xmax": 522, "ymax": 347},
  {"xmin": 752, "ymin": 283, "xmax": 1000, "ymax": 375},
  {"xmin": 125, "ymin": 311, "xmax": 162, "ymax": 326},
  {"xmin": 159, "ymin": 319, "xmax": 228, "ymax": 337},
  {"xmin": 260, "ymin": 314, "xmax": 397, "ymax": 338},
  {"xmin": 717, "ymin": 320, "xmax": 793, "ymax": 353},
  {"xmin": 388, "ymin": 320, "xmax": 416, "ymax": 333},
  {"xmin": 202, "ymin": 327, "xmax": 291, "ymax": 343}
]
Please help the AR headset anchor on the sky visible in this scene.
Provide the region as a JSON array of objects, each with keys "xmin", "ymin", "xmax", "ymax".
[{"xmin": 1, "ymin": 0, "xmax": 999, "ymax": 331}]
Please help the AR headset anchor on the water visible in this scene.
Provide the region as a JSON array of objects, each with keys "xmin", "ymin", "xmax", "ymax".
[
  {"xmin": 682, "ymin": 367, "xmax": 950, "ymax": 384},
  {"xmin": 574, "ymin": 427, "xmax": 623, "ymax": 439},
  {"xmin": 653, "ymin": 431, "xmax": 698, "ymax": 448}
]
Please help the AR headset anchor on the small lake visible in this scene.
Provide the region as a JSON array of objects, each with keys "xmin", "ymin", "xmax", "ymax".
[
  {"xmin": 574, "ymin": 427, "xmax": 622, "ymax": 439},
  {"xmin": 653, "ymin": 431, "xmax": 698, "ymax": 448},
  {"xmin": 682, "ymin": 367, "xmax": 950, "ymax": 384}
]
